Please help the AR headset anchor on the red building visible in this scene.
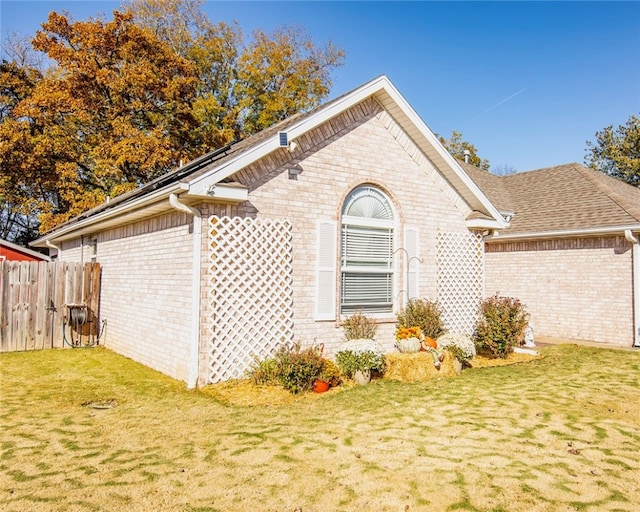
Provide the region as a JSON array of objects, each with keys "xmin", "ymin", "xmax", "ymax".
[{"xmin": 0, "ymin": 239, "xmax": 49, "ymax": 262}]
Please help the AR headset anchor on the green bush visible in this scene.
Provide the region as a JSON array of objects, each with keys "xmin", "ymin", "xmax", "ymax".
[
  {"xmin": 319, "ymin": 359, "xmax": 342, "ymax": 387},
  {"xmin": 342, "ymin": 311, "xmax": 378, "ymax": 340},
  {"xmin": 247, "ymin": 342, "xmax": 330, "ymax": 394},
  {"xmin": 277, "ymin": 346, "xmax": 326, "ymax": 394},
  {"xmin": 474, "ymin": 294, "xmax": 529, "ymax": 359},
  {"xmin": 335, "ymin": 339, "xmax": 386, "ymax": 378},
  {"xmin": 396, "ymin": 298, "xmax": 446, "ymax": 340},
  {"xmin": 249, "ymin": 356, "xmax": 280, "ymax": 385}
]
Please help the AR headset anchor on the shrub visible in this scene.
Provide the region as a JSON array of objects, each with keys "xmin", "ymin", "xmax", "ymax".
[
  {"xmin": 396, "ymin": 298, "xmax": 446, "ymax": 340},
  {"xmin": 277, "ymin": 345, "xmax": 326, "ymax": 394},
  {"xmin": 474, "ymin": 294, "xmax": 529, "ymax": 358},
  {"xmin": 335, "ymin": 339, "xmax": 386, "ymax": 378},
  {"xmin": 436, "ymin": 332, "xmax": 476, "ymax": 362},
  {"xmin": 342, "ymin": 311, "xmax": 378, "ymax": 340},
  {"xmin": 249, "ymin": 356, "xmax": 280, "ymax": 386},
  {"xmin": 319, "ymin": 359, "xmax": 342, "ymax": 387},
  {"xmin": 247, "ymin": 342, "xmax": 327, "ymax": 394}
]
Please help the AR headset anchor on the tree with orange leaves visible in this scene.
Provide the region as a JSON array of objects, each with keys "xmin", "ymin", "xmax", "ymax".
[{"xmin": 1, "ymin": 0, "xmax": 344, "ymax": 239}]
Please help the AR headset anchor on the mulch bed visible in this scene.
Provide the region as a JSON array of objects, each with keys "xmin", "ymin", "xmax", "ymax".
[{"xmin": 202, "ymin": 350, "xmax": 543, "ymax": 407}]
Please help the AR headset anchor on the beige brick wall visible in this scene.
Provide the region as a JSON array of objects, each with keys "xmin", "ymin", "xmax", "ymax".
[
  {"xmin": 60, "ymin": 211, "xmax": 196, "ymax": 382},
  {"xmin": 485, "ymin": 236, "xmax": 634, "ymax": 346}
]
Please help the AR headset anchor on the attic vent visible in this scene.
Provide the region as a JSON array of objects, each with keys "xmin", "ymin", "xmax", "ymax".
[{"xmin": 278, "ymin": 131, "xmax": 289, "ymax": 147}]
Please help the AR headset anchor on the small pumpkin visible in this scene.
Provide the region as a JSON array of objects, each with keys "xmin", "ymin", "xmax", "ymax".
[{"xmin": 312, "ymin": 380, "xmax": 330, "ymax": 393}]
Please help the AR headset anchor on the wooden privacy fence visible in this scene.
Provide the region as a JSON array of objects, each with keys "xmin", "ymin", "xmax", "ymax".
[{"xmin": 0, "ymin": 261, "xmax": 101, "ymax": 352}]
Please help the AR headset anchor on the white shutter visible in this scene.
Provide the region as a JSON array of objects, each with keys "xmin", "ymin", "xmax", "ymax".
[
  {"xmin": 405, "ymin": 226, "xmax": 420, "ymax": 301},
  {"xmin": 315, "ymin": 220, "xmax": 337, "ymax": 320}
]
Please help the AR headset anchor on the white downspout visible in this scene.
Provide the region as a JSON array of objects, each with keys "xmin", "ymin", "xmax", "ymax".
[
  {"xmin": 46, "ymin": 239, "xmax": 61, "ymax": 259},
  {"xmin": 624, "ymin": 230, "xmax": 640, "ymax": 347},
  {"xmin": 170, "ymin": 193, "xmax": 202, "ymax": 387}
]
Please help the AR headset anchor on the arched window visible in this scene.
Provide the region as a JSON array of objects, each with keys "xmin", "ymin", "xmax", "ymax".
[{"xmin": 340, "ymin": 186, "xmax": 395, "ymax": 315}]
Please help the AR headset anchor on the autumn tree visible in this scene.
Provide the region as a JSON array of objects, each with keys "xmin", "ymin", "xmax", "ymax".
[
  {"xmin": 123, "ymin": 0, "xmax": 210, "ymax": 57},
  {"xmin": 0, "ymin": 60, "xmax": 52, "ymax": 242},
  {"xmin": 0, "ymin": 30, "xmax": 52, "ymax": 242},
  {"xmin": 585, "ymin": 114, "xmax": 640, "ymax": 187},
  {"xmin": 2, "ymin": 32, "xmax": 47, "ymax": 69},
  {"xmin": 1, "ymin": 1, "xmax": 345, "ymax": 235},
  {"xmin": 1, "ymin": 11, "xmax": 203, "ymax": 231},
  {"xmin": 438, "ymin": 130, "xmax": 490, "ymax": 171},
  {"xmin": 125, "ymin": 0, "xmax": 344, "ymax": 149}
]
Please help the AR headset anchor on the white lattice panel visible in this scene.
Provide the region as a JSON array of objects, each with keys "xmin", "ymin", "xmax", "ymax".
[
  {"xmin": 436, "ymin": 231, "xmax": 484, "ymax": 335},
  {"xmin": 207, "ymin": 216, "xmax": 294, "ymax": 383}
]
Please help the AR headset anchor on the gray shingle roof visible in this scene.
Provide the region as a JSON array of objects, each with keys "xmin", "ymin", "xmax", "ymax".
[{"xmin": 463, "ymin": 161, "xmax": 640, "ymax": 236}]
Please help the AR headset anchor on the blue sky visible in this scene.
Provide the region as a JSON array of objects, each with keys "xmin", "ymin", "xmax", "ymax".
[{"xmin": 1, "ymin": 1, "xmax": 639, "ymax": 172}]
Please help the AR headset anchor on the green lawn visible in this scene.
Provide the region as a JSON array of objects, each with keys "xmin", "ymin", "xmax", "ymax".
[{"xmin": 1, "ymin": 344, "xmax": 639, "ymax": 511}]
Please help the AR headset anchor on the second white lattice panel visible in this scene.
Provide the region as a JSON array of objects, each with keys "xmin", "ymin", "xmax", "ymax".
[{"xmin": 436, "ymin": 231, "xmax": 484, "ymax": 335}]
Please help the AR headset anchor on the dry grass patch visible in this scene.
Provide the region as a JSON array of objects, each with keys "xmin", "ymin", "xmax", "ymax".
[
  {"xmin": 1, "ymin": 344, "xmax": 639, "ymax": 512},
  {"xmin": 201, "ymin": 378, "xmax": 350, "ymax": 406},
  {"xmin": 470, "ymin": 350, "xmax": 543, "ymax": 368}
]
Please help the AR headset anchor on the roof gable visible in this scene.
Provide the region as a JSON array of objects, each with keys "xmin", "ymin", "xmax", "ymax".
[{"xmin": 184, "ymin": 76, "xmax": 507, "ymax": 228}]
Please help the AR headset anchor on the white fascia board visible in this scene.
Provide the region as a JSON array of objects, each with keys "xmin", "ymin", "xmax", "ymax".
[
  {"xmin": 32, "ymin": 182, "xmax": 188, "ymax": 246},
  {"xmin": 487, "ymin": 224, "xmax": 640, "ymax": 241},
  {"xmin": 375, "ymin": 80, "xmax": 508, "ymax": 229},
  {"xmin": 466, "ymin": 218, "xmax": 507, "ymax": 230},
  {"xmin": 186, "ymin": 75, "xmax": 507, "ymax": 228},
  {"xmin": 187, "ymin": 76, "xmax": 395, "ymax": 193}
]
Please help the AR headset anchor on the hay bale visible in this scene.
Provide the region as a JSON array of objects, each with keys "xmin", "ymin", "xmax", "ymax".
[{"xmin": 384, "ymin": 350, "xmax": 459, "ymax": 381}]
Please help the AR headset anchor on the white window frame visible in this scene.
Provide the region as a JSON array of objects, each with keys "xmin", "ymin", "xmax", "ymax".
[{"xmin": 340, "ymin": 186, "xmax": 395, "ymax": 316}]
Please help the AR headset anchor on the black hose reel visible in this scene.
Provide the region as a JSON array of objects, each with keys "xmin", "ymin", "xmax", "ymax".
[
  {"xmin": 62, "ymin": 303, "xmax": 106, "ymax": 348},
  {"xmin": 66, "ymin": 303, "xmax": 88, "ymax": 328},
  {"xmin": 63, "ymin": 303, "xmax": 92, "ymax": 348}
]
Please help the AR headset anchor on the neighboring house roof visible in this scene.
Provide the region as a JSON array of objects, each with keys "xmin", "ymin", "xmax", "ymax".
[
  {"xmin": 462, "ymin": 161, "xmax": 640, "ymax": 239},
  {"xmin": 31, "ymin": 76, "xmax": 507, "ymax": 248},
  {"xmin": 0, "ymin": 239, "xmax": 50, "ymax": 261}
]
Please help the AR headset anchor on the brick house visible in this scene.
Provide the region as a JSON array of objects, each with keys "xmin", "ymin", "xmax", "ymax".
[
  {"xmin": 461, "ymin": 162, "xmax": 640, "ymax": 348},
  {"xmin": 1, "ymin": 239, "xmax": 49, "ymax": 262},
  {"xmin": 32, "ymin": 76, "xmax": 509, "ymax": 386},
  {"xmin": 32, "ymin": 76, "xmax": 640, "ymax": 387}
]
